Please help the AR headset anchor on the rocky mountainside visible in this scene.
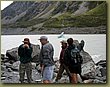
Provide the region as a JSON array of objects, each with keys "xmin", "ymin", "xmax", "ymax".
[{"xmin": 1, "ymin": 1, "xmax": 107, "ymax": 34}]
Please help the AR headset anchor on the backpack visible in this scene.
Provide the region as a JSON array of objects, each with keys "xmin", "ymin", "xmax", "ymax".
[{"xmin": 70, "ymin": 45, "xmax": 83, "ymax": 65}]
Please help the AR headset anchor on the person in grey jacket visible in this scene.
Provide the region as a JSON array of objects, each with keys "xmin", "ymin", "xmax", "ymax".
[{"xmin": 39, "ymin": 36, "xmax": 55, "ymax": 83}]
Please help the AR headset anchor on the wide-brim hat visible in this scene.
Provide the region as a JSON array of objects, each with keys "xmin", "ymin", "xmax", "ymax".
[{"xmin": 22, "ymin": 38, "xmax": 30, "ymax": 43}]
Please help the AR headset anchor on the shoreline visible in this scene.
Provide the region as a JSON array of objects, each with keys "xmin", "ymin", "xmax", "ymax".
[{"xmin": 1, "ymin": 26, "xmax": 106, "ymax": 35}]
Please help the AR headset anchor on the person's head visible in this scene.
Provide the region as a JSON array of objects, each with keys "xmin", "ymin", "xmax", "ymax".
[
  {"xmin": 67, "ymin": 38, "xmax": 73, "ymax": 45},
  {"xmin": 81, "ymin": 40, "xmax": 85, "ymax": 44},
  {"xmin": 39, "ymin": 36, "xmax": 48, "ymax": 45},
  {"xmin": 22, "ymin": 38, "xmax": 30, "ymax": 45},
  {"xmin": 60, "ymin": 40, "xmax": 67, "ymax": 48}
]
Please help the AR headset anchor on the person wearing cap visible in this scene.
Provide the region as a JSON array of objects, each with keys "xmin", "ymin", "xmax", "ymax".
[
  {"xmin": 55, "ymin": 40, "xmax": 71, "ymax": 83},
  {"xmin": 18, "ymin": 38, "xmax": 33, "ymax": 83},
  {"xmin": 39, "ymin": 36, "xmax": 55, "ymax": 83}
]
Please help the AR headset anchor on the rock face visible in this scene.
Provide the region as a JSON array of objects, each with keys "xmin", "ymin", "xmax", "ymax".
[
  {"xmin": 31, "ymin": 44, "xmax": 40, "ymax": 64},
  {"xmin": 81, "ymin": 51, "xmax": 94, "ymax": 64},
  {"xmin": 1, "ymin": 1, "xmax": 106, "ymax": 35},
  {"xmin": 6, "ymin": 44, "xmax": 40, "ymax": 63},
  {"xmin": 2, "ymin": 1, "xmax": 102, "ymax": 24}
]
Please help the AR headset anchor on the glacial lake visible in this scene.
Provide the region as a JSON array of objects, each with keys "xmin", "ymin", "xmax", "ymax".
[{"xmin": 1, "ymin": 34, "xmax": 106, "ymax": 63}]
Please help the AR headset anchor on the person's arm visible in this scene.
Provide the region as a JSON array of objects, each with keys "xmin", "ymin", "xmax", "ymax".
[
  {"xmin": 39, "ymin": 52, "xmax": 43, "ymax": 65},
  {"xmin": 59, "ymin": 49, "xmax": 64, "ymax": 63},
  {"xmin": 18, "ymin": 45, "xmax": 24, "ymax": 57},
  {"xmin": 63, "ymin": 49, "xmax": 69, "ymax": 66},
  {"xmin": 39, "ymin": 46, "xmax": 45, "ymax": 73}
]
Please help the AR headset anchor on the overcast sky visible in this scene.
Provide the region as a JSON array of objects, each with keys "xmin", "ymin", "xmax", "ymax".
[{"xmin": 1, "ymin": 1, "xmax": 13, "ymax": 10}]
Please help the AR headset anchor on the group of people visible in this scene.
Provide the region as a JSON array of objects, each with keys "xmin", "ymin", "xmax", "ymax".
[{"xmin": 18, "ymin": 36, "xmax": 85, "ymax": 83}]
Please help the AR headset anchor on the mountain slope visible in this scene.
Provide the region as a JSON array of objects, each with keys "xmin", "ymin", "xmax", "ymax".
[
  {"xmin": 43, "ymin": 2, "xmax": 107, "ymax": 28},
  {"xmin": 1, "ymin": 1, "xmax": 107, "ymax": 33}
]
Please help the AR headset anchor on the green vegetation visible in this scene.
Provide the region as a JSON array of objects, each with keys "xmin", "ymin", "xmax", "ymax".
[
  {"xmin": 2, "ymin": 2, "xmax": 107, "ymax": 29},
  {"xmin": 2, "ymin": 18, "xmax": 47, "ymax": 28},
  {"xmin": 43, "ymin": 2, "xmax": 107, "ymax": 28},
  {"xmin": 29, "ymin": 27, "xmax": 37, "ymax": 32},
  {"xmin": 85, "ymin": 2, "xmax": 107, "ymax": 16}
]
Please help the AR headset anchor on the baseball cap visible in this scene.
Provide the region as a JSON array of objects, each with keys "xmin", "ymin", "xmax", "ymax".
[{"xmin": 38, "ymin": 36, "xmax": 48, "ymax": 40}]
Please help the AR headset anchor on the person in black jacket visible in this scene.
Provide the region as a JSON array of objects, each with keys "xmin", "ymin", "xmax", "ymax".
[
  {"xmin": 64, "ymin": 38, "xmax": 82, "ymax": 83},
  {"xmin": 18, "ymin": 38, "xmax": 33, "ymax": 83}
]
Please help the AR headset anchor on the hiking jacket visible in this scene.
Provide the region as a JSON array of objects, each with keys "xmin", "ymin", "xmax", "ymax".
[
  {"xmin": 64, "ymin": 44, "xmax": 75, "ymax": 66},
  {"xmin": 59, "ymin": 46, "xmax": 67, "ymax": 64},
  {"xmin": 64, "ymin": 43, "xmax": 84, "ymax": 66},
  {"xmin": 18, "ymin": 44, "xmax": 33, "ymax": 64},
  {"xmin": 39, "ymin": 43, "xmax": 54, "ymax": 66}
]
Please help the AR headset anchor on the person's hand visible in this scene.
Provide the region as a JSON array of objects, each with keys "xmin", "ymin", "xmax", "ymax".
[{"xmin": 23, "ymin": 44, "xmax": 29, "ymax": 48}]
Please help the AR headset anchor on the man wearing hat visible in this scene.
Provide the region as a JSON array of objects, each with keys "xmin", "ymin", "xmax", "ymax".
[
  {"xmin": 55, "ymin": 40, "xmax": 71, "ymax": 83},
  {"xmin": 18, "ymin": 38, "xmax": 33, "ymax": 83},
  {"xmin": 39, "ymin": 36, "xmax": 55, "ymax": 83}
]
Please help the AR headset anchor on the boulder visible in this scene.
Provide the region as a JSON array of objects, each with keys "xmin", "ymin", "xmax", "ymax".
[
  {"xmin": 1, "ymin": 54, "xmax": 9, "ymax": 63},
  {"xmin": 96, "ymin": 60, "xmax": 106, "ymax": 67},
  {"xmin": 83, "ymin": 79, "xmax": 93, "ymax": 83},
  {"xmin": 32, "ymin": 63, "xmax": 37, "ymax": 69},
  {"xmin": 80, "ymin": 51, "xmax": 94, "ymax": 64},
  {"xmin": 100, "ymin": 67, "xmax": 106, "ymax": 77},
  {"xmin": 11, "ymin": 61, "xmax": 20, "ymax": 71},
  {"xmin": 4, "ymin": 62, "xmax": 12, "ymax": 69},
  {"xmin": 6, "ymin": 44, "xmax": 40, "ymax": 63},
  {"xmin": 31, "ymin": 44, "xmax": 40, "ymax": 63},
  {"xmin": 6, "ymin": 47, "xmax": 18, "ymax": 61},
  {"xmin": 95, "ymin": 66, "xmax": 102, "ymax": 77},
  {"xmin": 95, "ymin": 76, "xmax": 106, "ymax": 82},
  {"xmin": 1, "ymin": 65, "xmax": 6, "ymax": 71},
  {"xmin": 93, "ymin": 79, "xmax": 106, "ymax": 83},
  {"xmin": 7, "ymin": 68, "xmax": 13, "ymax": 72},
  {"xmin": 1, "ymin": 54, "xmax": 5, "ymax": 60},
  {"xmin": 80, "ymin": 51, "xmax": 97, "ymax": 79},
  {"xmin": 1, "ymin": 77, "xmax": 6, "ymax": 80},
  {"xmin": 73, "ymin": 40, "xmax": 96, "ymax": 78},
  {"xmin": 81, "ymin": 61, "xmax": 96, "ymax": 78}
]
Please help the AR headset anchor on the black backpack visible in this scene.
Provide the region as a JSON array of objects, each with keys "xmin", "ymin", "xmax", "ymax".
[{"xmin": 70, "ymin": 45, "xmax": 83, "ymax": 65}]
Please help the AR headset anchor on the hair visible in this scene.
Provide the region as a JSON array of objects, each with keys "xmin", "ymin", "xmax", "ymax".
[
  {"xmin": 62, "ymin": 42, "xmax": 67, "ymax": 46},
  {"xmin": 67, "ymin": 38, "xmax": 73, "ymax": 45}
]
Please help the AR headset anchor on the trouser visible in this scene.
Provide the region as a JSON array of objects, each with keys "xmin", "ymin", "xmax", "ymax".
[
  {"xmin": 56, "ymin": 63, "xmax": 71, "ymax": 82},
  {"xmin": 19, "ymin": 62, "xmax": 32, "ymax": 83},
  {"xmin": 42, "ymin": 65, "xmax": 55, "ymax": 83}
]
